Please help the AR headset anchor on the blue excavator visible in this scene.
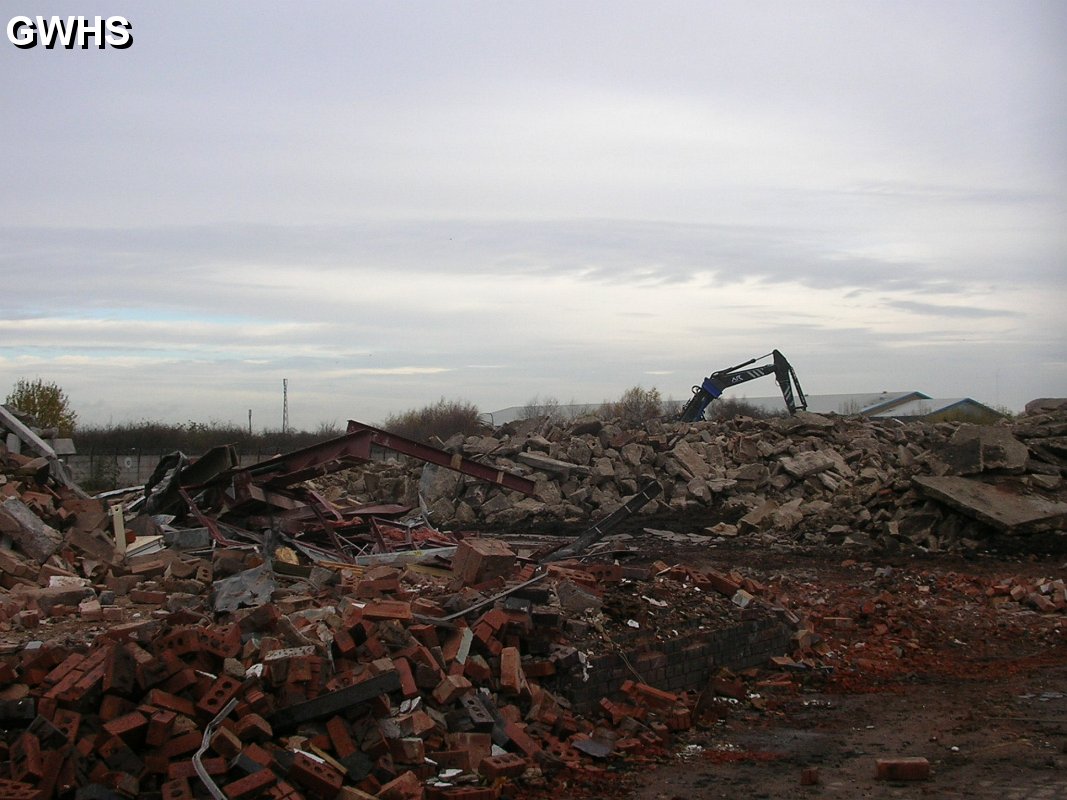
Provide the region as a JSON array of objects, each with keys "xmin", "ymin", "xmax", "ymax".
[{"xmin": 678, "ymin": 349, "xmax": 808, "ymax": 422}]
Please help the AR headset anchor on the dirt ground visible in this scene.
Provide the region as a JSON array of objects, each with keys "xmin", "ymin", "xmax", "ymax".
[{"xmin": 543, "ymin": 537, "xmax": 1067, "ymax": 800}]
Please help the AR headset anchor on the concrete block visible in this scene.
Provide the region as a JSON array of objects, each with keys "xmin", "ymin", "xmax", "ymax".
[{"xmin": 0, "ymin": 498, "xmax": 63, "ymax": 563}]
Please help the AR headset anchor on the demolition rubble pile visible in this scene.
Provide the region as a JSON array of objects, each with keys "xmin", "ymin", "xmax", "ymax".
[
  {"xmin": 0, "ymin": 401, "xmax": 1065, "ymax": 799},
  {"xmin": 0, "ymin": 408, "xmax": 798, "ymax": 800},
  {"xmin": 321, "ymin": 407, "xmax": 1067, "ymax": 553}
]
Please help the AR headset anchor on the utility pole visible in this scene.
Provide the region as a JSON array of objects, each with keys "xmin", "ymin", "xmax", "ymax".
[
  {"xmin": 282, "ymin": 378, "xmax": 289, "ymax": 434},
  {"xmin": 248, "ymin": 409, "xmax": 252, "ymax": 436}
]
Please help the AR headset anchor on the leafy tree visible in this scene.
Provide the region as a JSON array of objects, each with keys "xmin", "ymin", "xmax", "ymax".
[{"xmin": 5, "ymin": 378, "xmax": 78, "ymax": 435}]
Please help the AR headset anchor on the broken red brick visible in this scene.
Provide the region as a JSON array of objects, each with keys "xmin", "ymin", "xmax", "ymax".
[
  {"xmin": 288, "ymin": 751, "xmax": 343, "ymax": 799},
  {"xmin": 361, "ymin": 600, "xmax": 413, "ymax": 622},
  {"xmin": 196, "ymin": 674, "xmax": 242, "ymax": 719},
  {"xmin": 377, "ymin": 770, "xmax": 423, "ymax": 800},
  {"xmin": 875, "ymin": 757, "xmax": 930, "ymax": 781},
  {"xmin": 388, "ymin": 737, "xmax": 426, "ymax": 765},
  {"xmin": 451, "ymin": 538, "xmax": 516, "ymax": 586},
  {"xmin": 431, "ymin": 674, "xmax": 472, "ymax": 705},
  {"xmin": 224, "ymin": 768, "xmax": 277, "ymax": 800},
  {"xmin": 102, "ymin": 710, "xmax": 148, "ymax": 743},
  {"xmin": 161, "ymin": 777, "xmax": 194, "ymax": 800},
  {"xmin": 498, "ymin": 647, "xmax": 526, "ymax": 696},
  {"xmin": 478, "ymin": 752, "xmax": 527, "ymax": 782}
]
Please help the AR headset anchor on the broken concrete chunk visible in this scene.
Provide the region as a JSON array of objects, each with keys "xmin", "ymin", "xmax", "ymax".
[
  {"xmin": 515, "ymin": 451, "xmax": 590, "ymax": 479},
  {"xmin": 739, "ymin": 500, "xmax": 778, "ymax": 533},
  {"xmin": 941, "ymin": 424, "xmax": 1029, "ymax": 475},
  {"xmin": 212, "ymin": 564, "xmax": 277, "ymax": 613},
  {"xmin": 555, "ymin": 580, "xmax": 603, "ymax": 613},
  {"xmin": 0, "ymin": 497, "xmax": 63, "ymax": 563},
  {"xmin": 779, "ymin": 449, "xmax": 844, "ymax": 479},
  {"xmin": 419, "ymin": 463, "xmax": 464, "ymax": 505},
  {"xmin": 778, "ymin": 411, "xmax": 835, "ymax": 431},
  {"xmin": 11, "ymin": 583, "xmax": 95, "ymax": 615},
  {"xmin": 671, "ymin": 440, "xmax": 710, "ymax": 479},
  {"xmin": 913, "ymin": 476, "xmax": 1067, "ymax": 533}
]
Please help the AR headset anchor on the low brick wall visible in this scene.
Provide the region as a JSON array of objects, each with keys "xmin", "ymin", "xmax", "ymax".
[{"xmin": 553, "ymin": 610, "xmax": 793, "ymax": 711}]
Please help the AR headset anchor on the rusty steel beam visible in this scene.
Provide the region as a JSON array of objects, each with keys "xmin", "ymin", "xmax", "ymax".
[
  {"xmin": 216, "ymin": 420, "xmax": 536, "ymax": 496},
  {"xmin": 345, "ymin": 419, "xmax": 537, "ymax": 496},
  {"xmin": 242, "ymin": 429, "xmax": 377, "ymax": 487},
  {"xmin": 193, "ymin": 419, "xmax": 536, "ymax": 525}
]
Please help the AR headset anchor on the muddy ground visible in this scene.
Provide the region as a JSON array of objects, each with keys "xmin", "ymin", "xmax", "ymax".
[{"xmin": 532, "ymin": 536, "xmax": 1067, "ymax": 800}]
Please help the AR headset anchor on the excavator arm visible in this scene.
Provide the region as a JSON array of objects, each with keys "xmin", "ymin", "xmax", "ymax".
[{"xmin": 678, "ymin": 349, "xmax": 807, "ymax": 422}]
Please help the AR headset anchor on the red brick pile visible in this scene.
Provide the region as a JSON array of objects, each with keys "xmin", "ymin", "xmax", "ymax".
[{"xmin": 0, "ymin": 530, "xmax": 792, "ymax": 800}]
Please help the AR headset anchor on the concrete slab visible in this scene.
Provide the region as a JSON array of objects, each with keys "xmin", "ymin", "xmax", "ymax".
[{"xmin": 913, "ymin": 476, "xmax": 1067, "ymax": 533}]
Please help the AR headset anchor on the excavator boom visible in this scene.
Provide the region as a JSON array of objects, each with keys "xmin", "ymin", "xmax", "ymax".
[{"xmin": 678, "ymin": 349, "xmax": 807, "ymax": 422}]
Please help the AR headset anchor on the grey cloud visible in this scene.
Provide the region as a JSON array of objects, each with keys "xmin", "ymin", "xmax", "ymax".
[
  {"xmin": 0, "ymin": 218, "xmax": 976, "ymax": 310},
  {"xmin": 886, "ymin": 300, "xmax": 1025, "ymax": 319},
  {"xmin": 842, "ymin": 181, "xmax": 1053, "ymax": 205}
]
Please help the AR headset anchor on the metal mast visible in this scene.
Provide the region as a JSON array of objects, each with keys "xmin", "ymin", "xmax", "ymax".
[{"xmin": 282, "ymin": 378, "xmax": 289, "ymax": 434}]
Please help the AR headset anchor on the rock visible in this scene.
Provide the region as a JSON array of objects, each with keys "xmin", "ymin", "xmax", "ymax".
[
  {"xmin": 687, "ymin": 478, "xmax": 713, "ymax": 503},
  {"xmin": 1025, "ymin": 398, "xmax": 1067, "ymax": 415},
  {"xmin": 620, "ymin": 443, "xmax": 644, "ymax": 468},
  {"xmin": 591, "ymin": 457, "xmax": 615, "ymax": 480},
  {"xmin": 913, "ymin": 476, "xmax": 1067, "ymax": 533},
  {"xmin": 555, "ymin": 580, "xmax": 602, "ymax": 613},
  {"xmin": 779, "ymin": 450, "xmax": 841, "ymax": 479},
  {"xmin": 451, "ymin": 538, "xmax": 516, "ymax": 585},
  {"xmin": 777, "ymin": 411, "xmax": 835, "ymax": 431},
  {"xmin": 0, "ymin": 497, "xmax": 64, "ymax": 563},
  {"xmin": 707, "ymin": 522, "xmax": 738, "ymax": 537},
  {"xmin": 464, "ymin": 435, "xmax": 503, "ymax": 456},
  {"xmin": 772, "ymin": 499, "xmax": 805, "ymax": 531},
  {"xmin": 708, "ymin": 478, "xmax": 738, "ymax": 493},
  {"xmin": 733, "ymin": 463, "xmax": 769, "ymax": 485},
  {"xmin": 671, "ymin": 440, "xmax": 709, "ymax": 479},
  {"xmin": 739, "ymin": 500, "xmax": 778, "ymax": 533},
  {"xmin": 10, "ymin": 584, "xmax": 95, "ymax": 615},
  {"xmin": 567, "ymin": 440, "xmax": 593, "ymax": 466},
  {"xmin": 524, "ymin": 435, "xmax": 553, "ymax": 453},
  {"xmin": 516, "ymin": 451, "xmax": 589, "ymax": 479},
  {"xmin": 941, "ymin": 424, "xmax": 1029, "ymax": 475},
  {"xmin": 427, "ymin": 497, "xmax": 456, "ymax": 523},
  {"xmin": 570, "ymin": 416, "xmax": 603, "ymax": 436},
  {"xmin": 1031, "ymin": 474, "xmax": 1062, "ymax": 490}
]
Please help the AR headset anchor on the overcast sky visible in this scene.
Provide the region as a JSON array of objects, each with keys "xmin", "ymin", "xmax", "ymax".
[{"xmin": 2, "ymin": 1, "xmax": 1065, "ymax": 430}]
